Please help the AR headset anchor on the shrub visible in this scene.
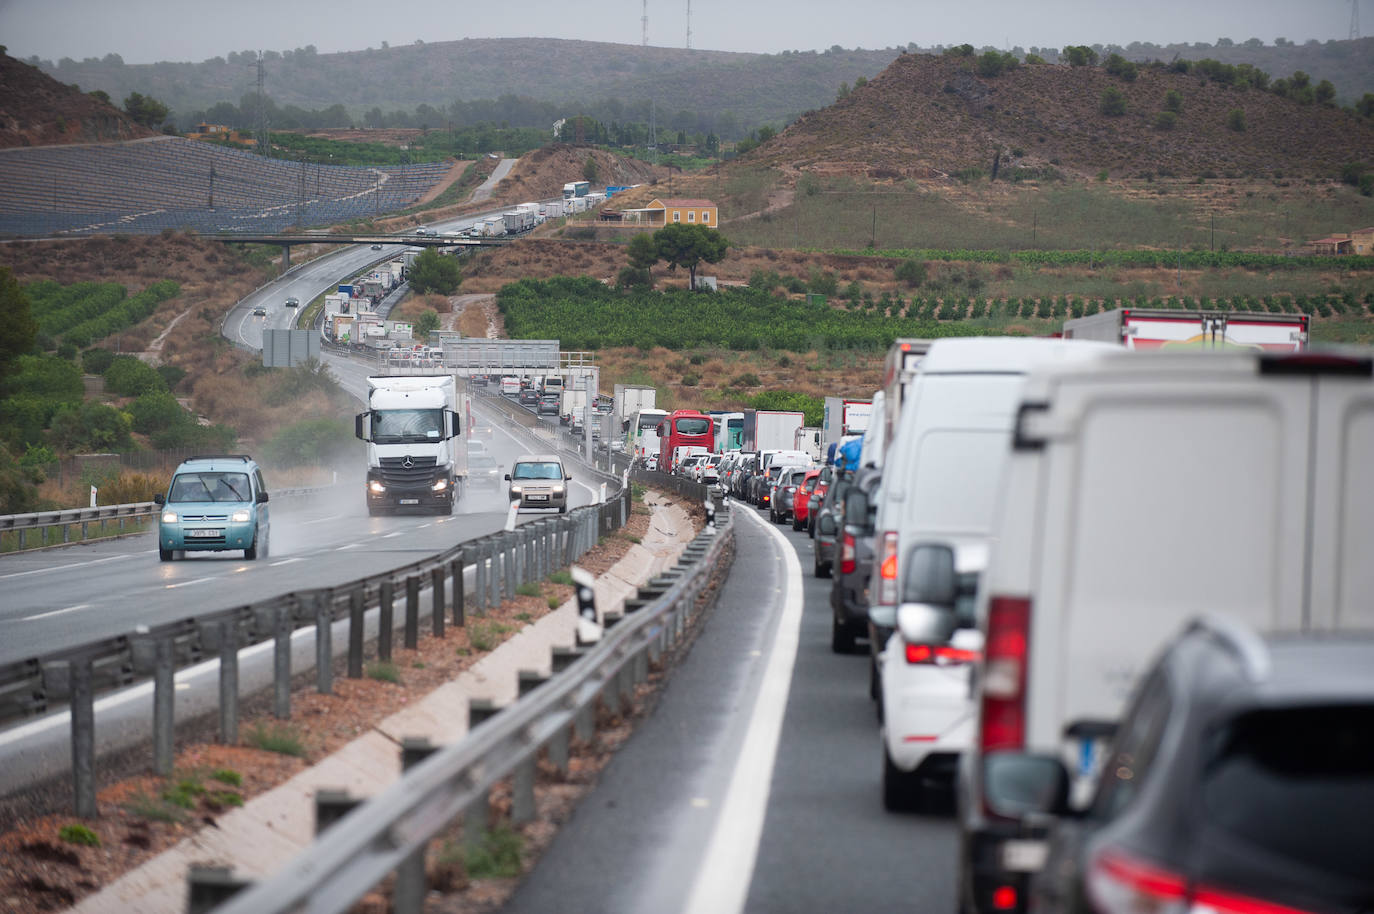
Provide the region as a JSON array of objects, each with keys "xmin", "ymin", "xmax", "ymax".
[
  {"xmin": 1100, "ymin": 87, "xmax": 1127, "ymax": 117},
  {"xmin": 1226, "ymin": 108, "xmax": 1246, "ymax": 132},
  {"xmin": 1164, "ymin": 89, "xmax": 1183, "ymax": 113},
  {"xmin": 128, "ymin": 390, "xmax": 185, "ymax": 434},
  {"xmin": 1104, "ymin": 53, "xmax": 1138, "ymax": 81},
  {"xmin": 245, "ymin": 722, "xmax": 307, "ymax": 757},
  {"xmin": 1154, "ymin": 111, "xmax": 1178, "ymax": 130},
  {"xmin": 807, "ymin": 269, "xmax": 838, "ymax": 296},
  {"xmin": 58, "ymin": 824, "xmax": 100, "ymax": 846},
  {"xmin": 262, "ymin": 417, "xmax": 353, "ymax": 467},
  {"xmin": 104, "ymin": 355, "xmax": 166, "ymax": 396},
  {"xmin": 894, "ymin": 258, "xmax": 927, "ymax": 288},
  {"xmin": 458, "ymin": 824, "xmax": 523, "ymax": 879},
  {"xmin": 366, "ymin": 661, "xmax": 401, "ymax": 684},
  {"xmin": 515, "ymin": 582, "xmax": 541, "ymax": 598},
  {"xmin": 211, "ymin": 769, "xmax": 242, "ymax": 786}
]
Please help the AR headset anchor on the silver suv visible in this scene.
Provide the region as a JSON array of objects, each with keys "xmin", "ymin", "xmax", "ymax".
[{"xmin": 506, "ymin": 454, "xmax": 570, "ymax": 513}]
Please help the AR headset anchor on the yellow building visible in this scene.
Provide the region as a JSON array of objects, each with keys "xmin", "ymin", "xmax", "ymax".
[
  {"xmin": 1351, "ymin": 227, "xmax": 1374, "ymax": 256},
  {"xmin": 646, "ymin": 198, "xmax": 718, "ymax": 227}
]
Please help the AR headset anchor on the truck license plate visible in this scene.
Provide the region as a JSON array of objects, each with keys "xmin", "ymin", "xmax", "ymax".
[
  {"xmin": 188, "ymin": 529, "xmax": 222, "ymax": 538},
  {"xmin": 1002, "ymin": 840, "xmax": 1048, "ymax": 873},
  {"xmin": 399, "ymin": 498, "xmax": 419, "ymax": 505}
]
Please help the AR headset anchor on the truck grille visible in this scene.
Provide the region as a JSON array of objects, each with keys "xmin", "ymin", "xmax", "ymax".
[{"xmin": 379, "ymin": 455, "xmax": 437, "ymax": 486}]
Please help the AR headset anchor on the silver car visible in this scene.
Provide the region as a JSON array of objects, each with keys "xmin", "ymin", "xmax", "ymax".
[{"xmin": 506, "ymin": 454, "xmax": 570, "ymax": 513}]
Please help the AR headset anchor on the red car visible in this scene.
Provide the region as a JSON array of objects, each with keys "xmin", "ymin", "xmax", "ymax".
[{"xmin": 792, "ymin": 468, "xmax": 822, "ymax": 531}]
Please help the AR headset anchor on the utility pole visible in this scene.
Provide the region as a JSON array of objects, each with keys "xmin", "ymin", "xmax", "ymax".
[
  {"xmin": 686, "ymin": 0, "xmax": 692, "ymax": 49},
  {"xmin": 642, "ymin": 0, "xmax": 649, "ymax": 46},
  {"xmin": 1351, "ymin": 0, "xmax": 1361, "ymax": 40},
  {"xmin": 208, "ymin": 162, "xmax": 215, "ymax": 209},
  {"xmin": 255, "ymin": 51, "xmax": 269, "ymax": 156}
]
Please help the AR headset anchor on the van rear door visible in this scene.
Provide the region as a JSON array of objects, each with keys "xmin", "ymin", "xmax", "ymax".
[
  {"xmin": 1022, "ymin": 359, "xmax": 1313, "ymax": 753},
  {"xmin": 1300, "ymin": 355, "xmax": 1374, "ymax": 630}
]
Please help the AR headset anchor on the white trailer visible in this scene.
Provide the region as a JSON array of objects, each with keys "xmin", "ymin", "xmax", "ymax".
[{"xmin": 1062, "ymin": 307, "xmax": 1309, "ymax": 351}]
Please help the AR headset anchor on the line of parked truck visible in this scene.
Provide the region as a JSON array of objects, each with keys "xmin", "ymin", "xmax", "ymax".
[{"xmin": 644, "ymin": 305, "xmax": 1374, "ymax": 914}]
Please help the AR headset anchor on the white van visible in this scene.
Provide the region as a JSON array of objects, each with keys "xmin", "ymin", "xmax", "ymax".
[
  {"xmin": 762, "ymin": 449, "xmax": 812, "ymax": 471},
  {"xmin": 956, "ymin": 348, "xmax": 1374, "ymax": 914},
  {"xmin": 870, "ymin": 337, "xmax": 1115, "ymax": 620}
]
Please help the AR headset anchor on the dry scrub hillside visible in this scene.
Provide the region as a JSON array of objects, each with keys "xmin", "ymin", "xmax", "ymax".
[
  {"xmin": 746, "ymin": 52, "xmax": 1374, "ymax": 183},
  {"xmin": 0, "ymin": 51, "xmax": 154, "ymax": 148}
]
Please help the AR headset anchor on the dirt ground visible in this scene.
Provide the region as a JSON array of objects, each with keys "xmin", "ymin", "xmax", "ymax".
[{"xmin": 0, "ymin": 491, "xmax": 710, "ymax": 913}]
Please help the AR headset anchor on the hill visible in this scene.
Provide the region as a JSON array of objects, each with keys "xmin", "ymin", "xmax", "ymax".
[
  {"xmin": 30, "ymin": 40, "xmax": 902, "ymax": 138},
  {"xmin": 0, "ymin": 51, "xmax": 153, "ymax": 148},
  {"xmin": 747, "ymin": 52, "xmax": 1374, "ymax": 183}
]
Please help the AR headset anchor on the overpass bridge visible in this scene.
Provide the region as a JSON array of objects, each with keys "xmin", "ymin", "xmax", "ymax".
[{"xmin": 203, "ymin": 231, "xmax": 512, "ymax": 267}]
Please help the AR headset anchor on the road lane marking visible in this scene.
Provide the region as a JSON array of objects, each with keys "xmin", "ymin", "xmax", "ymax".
[
  {"xmin": 0, "ymin": 554, "xmax": 133, "ymax": 581},
  {"xmin": 24, "ymin": 604, "xmax": 92, "ymax": 621},
  {"xmin": 683, "ymin": 506, "xmax": 803, "ymax": 914},
  {"xmin": 382, "ymin": 531, "xmax": 404, "ymax": 539},
  {"xmin": 165, "ymin": 577, "xmax": 214, "ymax": 590},
  {"xmin": 270, "ymin": 558, "xmax": 303, "ymax": 567},
  {"xmin": 299, "ymin": 514, "xmax": 345, "ymax": 526},
  {"xmin": 337, "ymin": 543, "xmax": 362, "ymax": 550}
]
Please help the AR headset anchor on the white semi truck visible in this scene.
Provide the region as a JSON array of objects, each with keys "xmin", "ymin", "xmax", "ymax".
[
  {"xmin": 355, "ymin": 374, "xmax": 469, "ymax": 515},
  {"xmin": 1062, "ymin": 307, "xmax": 1309, "ymax": 351}
]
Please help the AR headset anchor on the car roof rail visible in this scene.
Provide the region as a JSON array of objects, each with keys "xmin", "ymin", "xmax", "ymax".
[
  {"xmin": 1185, "ymin": 614, "xmax": 1271, "ymax": 682},
  {"xmin": 185, "ymin": 455, "xmax": 253, "ymax": 463}
]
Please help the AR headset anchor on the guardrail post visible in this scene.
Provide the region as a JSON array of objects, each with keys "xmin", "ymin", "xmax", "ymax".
[
  {"xmin": 473, "ymin": 540, "xmax": 488, "ymax": 612},
  {"xmin": 153, "ymin": 637, "xmax": 174, "ymax": 776},
  {"xmin": 218, "ymin": 620, "xmax": 239, "ymax": 744},
  {"xmin": 273, "ymin": 607, "xmax": 291, "ymax": 719},
  {"xmin": 503, "ymin": 533, "xmax": 516, "ymax": 601},
  {"xmin": 378, "ymin": 579, "xmax": 394, "ymax": 662},
  {"xmin": 561, "ymin": 516, "xmax": 574, "ymax": 566},
  {"xmin": 314, "ymin": 789, "xmax": 361, "ymax": 835},
  {"xmin": 187, "ymin": 864, "xmax": 251, "ymax": 914},
  {"xmin": 451, "ymin": 553, "xmax": 465, "ymax": 628},
  {"xmin": 67, "ymin": 658, "xmax": 96, "ymax": 817},
  {"xmin": 348, "ymin": 587, "xmax": 365, "ymax": 678},
  {"xmin": 312, "ymin": 594, "xmax": 332, "ymax": 695},
  {"xmin": 405, "ymin": 575, "xmax": 420, "ymax": 650},
  {"xmin": 486, "ymin": 540, "xmax": 499, "ymax": 609},
  {"xmin": 431, "ymin": 566, "xmax": 445, "ymax": 638},
  {"xmin": 395, "ymin": 738, "xmax": 438, "ymax": 914}
]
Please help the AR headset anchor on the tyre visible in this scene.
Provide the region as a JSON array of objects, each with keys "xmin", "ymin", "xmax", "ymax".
[
  {"xmin": 792, "ymin": 514, "xmax": 804, "ymax": 531},
  {"xmin": 558, "ymin": 504, "xmax": 567, "ymax": 515},
  {"xmin": 814, "ymin": 553, "xmax": 832, "ymax": 579},
  {"xmin": 245, "ymin": 536, "xmax": 259, "ymax": 560},
  {"xmin": 882, "ymin": 744, "xmax": 922, "ymax": 812},
  {"xmin": 831, "ymin": 612, "xmax": 856, "ymax": 654},
  {"xmin": 158, "ymin": 547, "xmax": 173, "ymax": 562}
]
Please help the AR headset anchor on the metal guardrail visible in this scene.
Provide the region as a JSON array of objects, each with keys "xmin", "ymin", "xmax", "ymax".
[
  {"xmin": 0, "ymin": 481, "xmax": 633, "ymax": 819},
  {"xmin": 204, "ymin": 478, "xmax": 728, "ymax": 914},
  {"xmin": 0, "ymin": 485, "xmax": 333, "ymax": 552}
]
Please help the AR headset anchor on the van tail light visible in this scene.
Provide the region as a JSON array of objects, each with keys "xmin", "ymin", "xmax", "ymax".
[
  {"xmin": 905, "ymin": 643, "xmax": 982, "ymax": 665},
  {"xmin": 979, "ymin": 595, "xmax": 1029, "ymax": 754},
  {"xmin": 1087, "ymin": 848, "xmax": 1316, "ymax": 914},
  {"xmin": 840, "ymin": 533, "xmax": 856, "ymax": 575},
  {"xmin": 876, "ymin": 531, "xmax": 899, "ymax": 606}
]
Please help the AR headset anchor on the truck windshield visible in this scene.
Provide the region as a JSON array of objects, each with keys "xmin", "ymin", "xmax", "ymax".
[
  {"xmin": 169, "ymin": 472, "xmax": 251, "ymax": 503},
  {"xmin": 373, "ymin": 408, "xmax": 443, "ymax": 443}
]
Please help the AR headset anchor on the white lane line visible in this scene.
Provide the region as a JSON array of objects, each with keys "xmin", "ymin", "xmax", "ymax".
[
  {"xmin": 382, "ymin": 531, "xmax": 404, "ymax": 539},
  {"xmin": 299, "ymin": 514, "xmax": 346, "ymax": 526},
  {"xmin": 165, "ymin": 577, "xmax": 214, "ymax": 590},
  {"xmin": 418, "ymin": 523, "xmax": 433, "ymax": 529},
  {"xmin": 337, "ymin": 543, "xmax": 362, "ymax": 550},
  {"xmin": 24, "ymin": 603, "xmax": 92, "ymax": 621},
  {"xmin": 683, "ymin": 506, "xmax": 803, "ymax": 914},
  {"xmin": 269, "ymin": 558, "xmax": 303, "ymax": 567},
  {"xmin": 0, "ymin": 554, "xmax": 133, "ymax": 581}
]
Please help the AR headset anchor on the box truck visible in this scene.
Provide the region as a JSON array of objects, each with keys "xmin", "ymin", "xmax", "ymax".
[
  {"xmin": 742, "ymin": 410, "xmax": 805, "ymax": 454},
  {"xmin": 1062, "ymin": 307, "xmax": 1308, "ymax": 351}
]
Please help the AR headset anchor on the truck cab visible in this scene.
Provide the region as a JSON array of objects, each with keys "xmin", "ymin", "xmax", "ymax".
[{"xmin": 356, "ymin": 375, "xmax": 465, "ymax": 516}]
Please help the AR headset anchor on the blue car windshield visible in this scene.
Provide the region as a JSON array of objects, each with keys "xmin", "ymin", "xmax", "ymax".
[{"xmin": 169, "ymin": 472, "xmax": 251, "ymax": 503}]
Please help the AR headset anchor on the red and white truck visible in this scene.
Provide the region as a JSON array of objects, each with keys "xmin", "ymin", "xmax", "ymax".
[{"xmin": 1062, "ymin": 307, "xmax": 1308, "ymax": 351}]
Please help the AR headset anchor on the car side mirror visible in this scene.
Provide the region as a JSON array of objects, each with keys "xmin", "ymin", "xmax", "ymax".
[
  {"xmin": 566, "ymin": 474, "xmax": 573, "ymax": 481},
  {"xmin": 153, "ymin": 493, "xmax": 165, "ymax": 506},
  {"xmin": 844, "ymin": 490, "xmax": 869, "ymax": 526},
  {"xmin": 902, "ymin": 543, "xmax": 957, "ymax": 608},
  {"xmin": 896, "ymin": 602, "xmax": 958, "ymax": 645},
  {"xmin": 257, "ymin": 491, "xmax": 269, "ymax": 504},
  {"xmin": 982, "ymin": 752, "xmax": 1072, "ymax": 820},
  {"xmin": 818, "ymin": 514, "xmax": 837, "ymax": 535},
  {"xmin": 504, "ymin": 474, "xmax": 511, "ymax": 481}
]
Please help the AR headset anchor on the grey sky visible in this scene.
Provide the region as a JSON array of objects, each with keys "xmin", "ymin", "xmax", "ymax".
[{"xmin": 0, "ymin": 0, "xmax": 1357, "ymax": 64}]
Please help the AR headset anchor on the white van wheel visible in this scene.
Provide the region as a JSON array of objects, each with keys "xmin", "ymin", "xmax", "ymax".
[{"xmin": 882, "ymin": 745, "xmax": 922, "ymax": 812}]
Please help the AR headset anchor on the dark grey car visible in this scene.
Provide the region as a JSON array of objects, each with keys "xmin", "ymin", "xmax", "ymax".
[
  {"xmin": 1007, "ymin": 620, "xmax": 1374, "ymax": 914},
  {"xmin": 830, "ymin": 467, "xmax": 882, "ymax": 657},
  {"xmin": 811, "ymin": 469, "xmax": 850, "ymax": 578}
]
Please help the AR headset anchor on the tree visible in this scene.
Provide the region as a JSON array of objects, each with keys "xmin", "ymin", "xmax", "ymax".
[
  {"xmin": 1315, "ymin": 79, "xmax": 1336, "ymax": 106},
  {"xmin": 1100, "ymin": 87, "xmax": 1127, "ymax": 116},
  {"xmin": 0, "ymin": 268, "xmax": 38, "ymax": 389},
  {"xmin": 122, "ymin": 91, "xmax": 169, "ymax": 128},
  {"xmin": 414, "ymin": 309, "xmax": 440, "ymax": 340},
  {"xmin": 1164, "ymin": 89, "xmax": 1183, "ymax": 113},
  {"xmin": 408, "ymin": 249, "xmax": 461, "ymax": 295},
  {"xmin": 1063, "ymin": 45, "xmax": 1098, "ymax": 67},
  {"xmin": 582, "ymin": 154, "xmax": 599, "ymax": 185},
  {"xmin": 1226, "ymin": 108, "xmax": 1247, "ymax": 132},
  {"xmin": 625, "ymin": 232, "xmax": 659, "ymax": 289},
  {"xmin": 652, "ymin": 223, "xmax": 729, "ymax": 291}
]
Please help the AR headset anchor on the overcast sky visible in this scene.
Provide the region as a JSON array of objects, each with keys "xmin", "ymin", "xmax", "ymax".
[{"xmin": 0, "ymin": 0, "xmax": 1357, "ymax": 63}]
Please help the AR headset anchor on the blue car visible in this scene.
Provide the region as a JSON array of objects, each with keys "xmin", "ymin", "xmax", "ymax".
[{"xmin": 154, "ymin": 455, "xmax": 270, "ymax": 561}]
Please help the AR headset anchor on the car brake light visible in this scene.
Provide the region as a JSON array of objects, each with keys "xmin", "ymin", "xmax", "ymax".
[
  {"xmin": 1087, "ymin": 850, "xmax": 1187, "ymax": 914},
  {"xmin": 876, "ymin": 531, "xmax": 899, "ymax": 606},
  {"xmin": 905, "ymin": 643, "xmax": 981, "ymax": 665},
  {"xmin": 841, "ymin": 533, "xmax": 856, "ymax": 574},
  {"xmin": 979, "ymin": 595, "xmax": 1029, "ymax": 754},
  {"xmin": 991, "ymin": 886, "xmax": 1018, "ymax": 911}
]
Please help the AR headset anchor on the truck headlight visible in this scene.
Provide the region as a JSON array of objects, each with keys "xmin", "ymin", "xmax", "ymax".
[
  {"xmin": 432, "ymin": 479, "xmax": 448, "ymax": 492},
  {"xmin": 231, "ymin": 509, "xmax": 252, "ymax": 523},
  {"xmin": 369, "ymin": 480, "xmax": 385, "ymax": 493},
  {"xmin": 161, "ymin": 511, "xmax": 178, "ymax": 523}
]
